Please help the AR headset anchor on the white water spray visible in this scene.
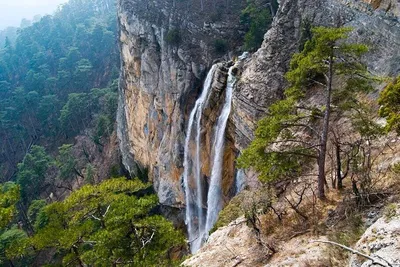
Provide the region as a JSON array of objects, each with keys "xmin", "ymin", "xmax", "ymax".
[
  {"xmin": 183, "ymin": 65, "xmax": 217, "ymax": 253},
  {"xmin": 183, "ymin": 53, "xmax": 248, "ymax": 253},
  {"xmin": 205, "ymin": 65, "xmax": 238, "ymax": 236},
  {"xmin": 235, "ymin": 169, "xmax": 246, "ymax": 193}
]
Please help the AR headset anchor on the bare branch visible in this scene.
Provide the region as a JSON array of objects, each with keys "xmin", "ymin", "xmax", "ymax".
[
  {"xmin": 310, "ymin": 240, "xmax": 393, "ymax": 267},
  {"xmin": 91, "ymin": 215, "xmax": 101, "ymax": 221},
  {"xmin": 141, "ymin": 231, "xmax": 155, "ymax": 249},
  {"xmin": 103, "ymin": 205, "xmax": 111, "ymax": 217}
]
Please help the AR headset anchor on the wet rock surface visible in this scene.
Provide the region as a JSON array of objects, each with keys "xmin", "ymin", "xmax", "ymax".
[
  {"xmin": 117, "ymin": 0, "xmax": 247, "ymax": 207},
  {"xmin": 117, "ymin": 0, "xmax": 400, "ymax": 209}
]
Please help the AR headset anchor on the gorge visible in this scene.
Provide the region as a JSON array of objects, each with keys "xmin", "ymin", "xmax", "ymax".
[
  {"xmin": 116, "ymin": 0, "xmax": 400, "ymax": 263},
  {"xmin": 1, "ymin": 0, "xmax": 400, "ymax": 265}
]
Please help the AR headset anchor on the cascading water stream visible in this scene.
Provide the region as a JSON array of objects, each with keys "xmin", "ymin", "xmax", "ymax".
[
  {"xmin": 204, "ymin": 65, "xmax": 238, "ymax": 236},
  {"xmin": 235, "ymin": 169, "xmax": 246, "ymax": 194},
  {"xmin": 184, "ymin": 53, "xmax": 247, "ymax": 253},
  {"xmin": 183, "ymin": 65, "xmax": 217, "ymax": 253}
]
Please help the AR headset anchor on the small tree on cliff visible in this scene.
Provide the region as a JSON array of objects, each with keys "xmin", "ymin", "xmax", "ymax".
[
  {"xmin": 238, "ymin": 26, "xmax": 374, "ymax": 199},
  {"xmin": 27, "ymin": 178, "xmax": 185, "ymax": 266},
  {"xmin": 378, "ymin": 76, "xmax": 400, "ymax": 134}
]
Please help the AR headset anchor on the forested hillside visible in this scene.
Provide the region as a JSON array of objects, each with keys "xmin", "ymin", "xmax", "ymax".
[
  {"xmin": 0, "ymin": 0, "xmax": 188, "ymax": 266},
  {"xmin": 1, "ymin": 0, "xmax": 400, "ymax": 265},
  {"xmin": 0, "ymin": 0, "xmax": 118, "ymax": 182}
]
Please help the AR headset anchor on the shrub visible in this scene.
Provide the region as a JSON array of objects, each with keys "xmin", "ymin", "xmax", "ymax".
[
  {"xmin": 392, "ymin": 162, "xmax": 400, "ymax": 174},
  {"xmin": 378, "ymin": 76, "xmax": 400, "ymax": 134},
  {"xmin": 166, "ymin": 29, "xmax": 181, "ymax": 45},
  {"xmin": 212, "ymin": 187, "xmax": 275, "ymax": 232},
  {"xmin": 213, "ymin": 39, "xmax": 228, "ymax": 54},
  {"xmin": 240, "ymin": 0, "xmax": 273, "ymax": 51},
  {"xmin": 328, "ymin": 213, "xmax": 364, "ymax": 247}
]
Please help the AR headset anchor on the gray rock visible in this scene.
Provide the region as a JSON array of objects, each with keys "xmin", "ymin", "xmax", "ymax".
[
  {"xmin": 231, "ymin": 0, "xmax": 400, "ymax": 153},
  {"xmin": 117, "ymin": 0, "xmax": 247, "ymax": 207},
  {"xmin": 117, "ymin": 0, "xmax": 400, "ymax": 209},
  {"xmin": 350, "ymin": 205, "xmax": 400, "ymax": 267}
]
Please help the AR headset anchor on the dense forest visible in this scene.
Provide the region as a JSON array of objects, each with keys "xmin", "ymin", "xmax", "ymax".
[
  {"xmin": 0, "ymin": 0, "xmax": 119, "ymax": 182},
  {"xmin": 0, "ymin": 0, "xmax": 186, "ymax": 265},
  {"xmin": 1, "ymin": 0, "xmax": 400, "ymax": 265}
]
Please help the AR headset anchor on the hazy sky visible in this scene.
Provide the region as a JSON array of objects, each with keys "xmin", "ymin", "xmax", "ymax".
[{"xmin": 0, "ymin": 0, "xmax": 68, "ymax": 30}]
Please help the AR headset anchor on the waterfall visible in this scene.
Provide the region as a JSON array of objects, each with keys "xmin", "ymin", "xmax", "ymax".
[
  {"xmin": 204, "ymin": 65, "xmax": 237, "ymax": 235},
  {"xmin": 235, "ymin": 169, "xmax": 246, "ymax": 194},
  {"xmin": 183, "ymin": 53, "xmax": 247, "ymax": 253},
  {"xmin": 183, "ymin": 65, "xmax": 217, "ymax": 253}
]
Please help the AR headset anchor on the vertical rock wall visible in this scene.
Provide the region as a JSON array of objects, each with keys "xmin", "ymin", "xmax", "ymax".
[
  {"xmin": 117, "ymin": 0, "xmax": 246, "ymax": 207},
  {"xmin": 229, "ymin": 0, "xmax": 400, "ymax": 186},
  {"xmin": 117, "ymin": 0, "xmax": 400, "ymax": 208}
]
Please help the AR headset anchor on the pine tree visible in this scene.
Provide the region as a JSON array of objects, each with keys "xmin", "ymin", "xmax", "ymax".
[
  {"xmin": 239, "ymin": 26, "xmax": 374, "ymax": 199},
  {"xmin": 29, "ymin": 178, "xmax": 185, "ymax": 266},
  {"xmin": 378, "ymin": 76, "xmax": 400, "ymax": 134}
]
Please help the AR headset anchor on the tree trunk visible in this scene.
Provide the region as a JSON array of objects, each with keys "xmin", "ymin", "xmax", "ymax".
[
  {"xmin": 336, "ymin": 143, "xmax": 343, "ymax": 189},
  {"xmin": 72, "ymin": 246, "xmax": 84, "ymax": 267},
  {"xmin": 317, "ymin": 55, "xmax": 333, "ymax": 199}
]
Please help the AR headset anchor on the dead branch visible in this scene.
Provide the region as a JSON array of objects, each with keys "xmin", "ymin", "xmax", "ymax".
[{"xmin": 310, "ymin": 240, "xmax": 393, "ymax": 267}]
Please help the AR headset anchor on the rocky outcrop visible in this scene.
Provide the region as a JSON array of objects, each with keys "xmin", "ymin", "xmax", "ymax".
[
  {"xmin": 350, "ymin": 204, "xmax": 400, "ymax": 267},
  {"xmin": 230, "ymin": 0, "xmax": 400, "ymax": 185},
  {"xmin": 117, "ymin": 0, "xmax": 247, "ymax": 206},
  {"xmin": 180, "ymin": 0, "xmax": 400, "ymax": 261},
  {"xmin": 117, "ymin": 0, "xmax": 400, "ymax": 207},
  {"xmin": 182, "ymin": 218, "xmax": 272, "ymax": 267},
  {"xmin": 182, "ymin": 215, "xmax": 335, "ymax": 267}
]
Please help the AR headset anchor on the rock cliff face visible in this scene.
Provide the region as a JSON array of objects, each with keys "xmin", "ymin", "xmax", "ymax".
[
  {"xmin": 117, "ymin": 0, "xmax": 400, "ymax": 209},
  {"xmin": 350, "ymin": 204, "xmax": 400, "ymax": 267},
  {"xmin": 232, "ymin": 0, "xmax": 400, "ymax": 150},
  {"xmin": 229, "ymin": 0, "xmax": 400, "ymax": 187},
  {"xmin": 117, "ymin": 0, "xmax": 247, "ymax": 206}
]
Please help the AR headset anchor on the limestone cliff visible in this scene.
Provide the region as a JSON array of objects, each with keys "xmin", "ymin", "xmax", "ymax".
[
  {"xmin": 232, "ymin": 0, "xmax": 400, "ymax": 150},
  {"xmin": 181, "ymin": 0, "xmax": 400, "ymax": 263},
  {"xmin": 117, "ymin": 0, "xmax": 400, "ymax": 207},
  {"xmin": 228, "ymin": 0, "xmax": 400, "ymax": 187},
  {"xmin": 117, "ymin": 0, "xmax": 247, "ymax": 206}
]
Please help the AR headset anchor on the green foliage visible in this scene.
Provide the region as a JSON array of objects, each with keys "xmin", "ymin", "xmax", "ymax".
[
  {"xmin": 16, "ymin": 146, "xmax": 53, "ymax": 203},
  {"xmin": 59, "ymin": 92, "xmax": 91, "ymax": 134},
  {"xmin": 90, "ymin": 82, "xmax": 118, "ymax": 144},
  {"xmin": 378, "ymin": 77, "xmax": 400, "ymax": 134},
  {"xmin": 238, "ymin": 96, "xmax": 314, "ymax": 182},
  {"xmin": 0, "ymin": 226, "xmax": 30, "ymax": 265},
  {"xmin": 285, "ymin": 27, "xmax": 369, "ymax": 93},
  {"xmin": 110, "ymin": 165, "xmax": 120, "ymax": 178},
  {"xmin": 56, "ymin": 144, "xmax": 79, "ymax": 181},
  {"xmin": 240, "ymin": 0, "xmax": 273, "ymax": 51},
  {"xmin": 84, "ymin": 164, "xmax": 96, "ymax": 184},
  {"xmin": 27, "ymin": 200, "xmax": 47, "ymax": 230},
  {"xmin": 166, "ymin": 29, "xmax": 181, "ymax": 45},
  {"xmin": 350, "ymin": 101, "xmax": 384, "ymax": 139},
  {"xmin": 28, "ymin": 177, "xmax": 185, "ymax": 266},
  {"xmin": 213, "ymin": 39, "xmax": 228, "ymax": 54},
  {"xmin": 213, "ymin": 187, "xmax": 275, "ymax": 231},
  {"xmin": 239, "ymin": 26, "xmax": 375, "ymax": 186},
  {"xmin": 0, "ymin": 182, "xmax": 20, "ymax": 228},
  {"xmin": 0, "ymin": 0, "xmax": 119, "ymax": 180},
  {"xmin": 298, "ymin": 18, "xmax": 313, "ymax": 51},
  {"xmin": 328, "ymin": 213, "xmax": 364, "ymax": 247},
  {"xmin": 392, "ymin": 162, "xmax": 400, "ymax": 174}
]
